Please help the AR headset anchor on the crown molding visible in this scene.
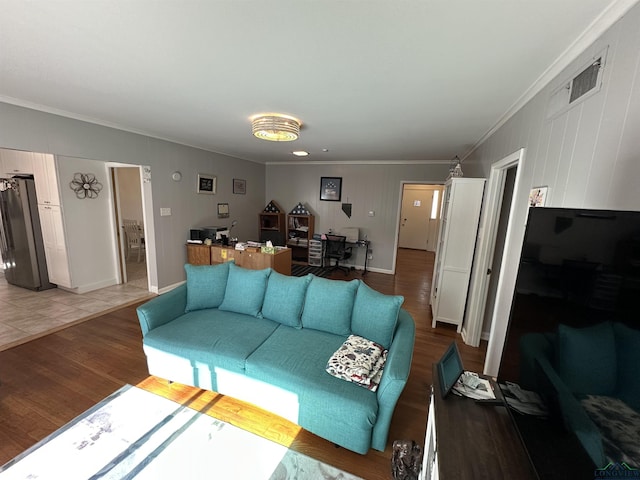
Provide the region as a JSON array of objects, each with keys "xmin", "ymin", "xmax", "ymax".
[{"xmin": 465, "ymin": 0, "xmax": 640, "ymax": 159}]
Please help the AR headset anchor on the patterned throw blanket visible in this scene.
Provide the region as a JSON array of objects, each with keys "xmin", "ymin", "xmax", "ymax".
[
  {"xmin": 580, "ymin": 395, "xmax": 640, "ymax": 466},
  {"xmin": 326, "ymin": 335, "xmax": 388, "ymax": 392}
]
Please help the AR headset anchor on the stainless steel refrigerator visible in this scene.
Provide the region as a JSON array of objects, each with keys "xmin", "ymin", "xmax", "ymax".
[{"xmin": 0, "ymin": 176, "xmax": 55, "ymax": 290}]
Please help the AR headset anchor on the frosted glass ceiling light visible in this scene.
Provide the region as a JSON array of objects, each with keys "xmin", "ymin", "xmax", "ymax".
[{"xmin": 251, "ymin": 113, "xmax": 301, "ymax": 142}]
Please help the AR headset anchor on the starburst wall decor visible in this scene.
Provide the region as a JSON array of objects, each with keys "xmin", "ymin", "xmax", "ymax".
[{"xmin": 69, "ymin": 172, "xmax": 103, "ymax": 199}]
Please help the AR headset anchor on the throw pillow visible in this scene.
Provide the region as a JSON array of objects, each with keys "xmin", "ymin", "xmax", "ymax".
[
  {"xmin": 184, "ymin": 262, "xmax": 230, "ymax": 312},
  {"xmin": 218, "ymin": 263, "xmax": 271, "ymax": 317},
  {"xmin": 613, "ymin": 322, "xmax": 640, "ymax": 411},
  {"xmin": 261, "ymin": 271, "xmax": 312, "ymax": 328},
  {"xmin": 301, "ymin": 276, "xmax": 359, "ymax": 335},
  {"xmin": 351, "ymin": 281, "xmax": 403, "ymax": 348},
  {"xmin": 555, "ymin": 322, "xmax": 616, "ymax": 396}
]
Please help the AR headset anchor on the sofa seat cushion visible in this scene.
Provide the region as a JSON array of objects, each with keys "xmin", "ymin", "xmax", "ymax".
[
  {"xmin": 245, "ymin": 325, "xmax": 378, "ymax": 449},
  {"xmin": 143, "ymin": 309, "xmax": 279, "ymax": 374}
]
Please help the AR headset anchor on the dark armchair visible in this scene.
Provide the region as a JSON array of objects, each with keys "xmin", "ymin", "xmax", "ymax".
[{"xmin": 324, "ymin": 234, "xmax": 353, "ymax": 275}]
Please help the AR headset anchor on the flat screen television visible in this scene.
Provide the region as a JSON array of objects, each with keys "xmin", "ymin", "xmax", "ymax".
[{"xmin": 498, "ymin": 207, "xmax": 640, "ymax": 479}]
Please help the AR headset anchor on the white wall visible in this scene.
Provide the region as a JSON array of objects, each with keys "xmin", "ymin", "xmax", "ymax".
[
  {"xmin": 56, "ymin": 155, "xmax": 118, "ymax": 291},
  {"xmin": 466, "ymin": 3, "xmax": 640, "ymax": 375},
  {"xmin": 266, "ymin": 162, "xmax": 453, "ymax": 272},
  {"xmin": 0, "ymin": 103, "xmax": 266, "ymax": 290}
]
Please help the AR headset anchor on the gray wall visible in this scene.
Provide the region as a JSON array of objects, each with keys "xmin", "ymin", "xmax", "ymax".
[
  {"xmin": 266, "ymin": 162, "xmax": 452, "ymax": 272},
  {"xmin": 466, "ymin": 3, "xmax": 640, "ymax": 375},
  {"xmin": 0, "ymin": 103, "xmax": 266, "ymax": 290}
]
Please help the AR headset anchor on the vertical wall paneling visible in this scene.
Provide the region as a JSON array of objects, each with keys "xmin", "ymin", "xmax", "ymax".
[
  {"xmin": 555, "ymin": 106, "xmax": 582, "ymax": 205},
  {"xmin": 470, "ymin": 3, "xmax": 640, "ymax": 376}
]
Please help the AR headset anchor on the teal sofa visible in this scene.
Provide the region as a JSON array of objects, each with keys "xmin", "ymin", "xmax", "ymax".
[
  {"xmin": 136, "ymin": 262, "xmax": 416, "ymax": 454},
  {"xmin": 520, "ymin": 321, "xmax": 640, "ymax": 467}
]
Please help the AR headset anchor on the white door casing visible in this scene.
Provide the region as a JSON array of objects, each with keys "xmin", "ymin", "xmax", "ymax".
[{"xmin": 463, "ymin": 148, "xmax": 525, "ymax": 348}]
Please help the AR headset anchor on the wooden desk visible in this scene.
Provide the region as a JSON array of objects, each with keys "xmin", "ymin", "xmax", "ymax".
[
  {"xmin": 186, "ymin": 244, "xmax": 292, "ymax": 276},
  {"xmin": 421, "ymin": 365, "xmax": 537, "ymax": 480}
]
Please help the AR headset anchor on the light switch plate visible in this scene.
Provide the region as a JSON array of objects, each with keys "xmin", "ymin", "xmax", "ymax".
[{"xmin": 160, "ymin": 207, "xmax": 171, "ymax": 216}]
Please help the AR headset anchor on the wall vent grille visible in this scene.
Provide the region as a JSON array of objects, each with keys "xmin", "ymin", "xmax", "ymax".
[
  {"xmin": 570, "ymin": 58, "xmax": 601, "ymax": 103},
  {"xmin": 546, "ymin": 47, "xmax": 607, "ymax": 120}
]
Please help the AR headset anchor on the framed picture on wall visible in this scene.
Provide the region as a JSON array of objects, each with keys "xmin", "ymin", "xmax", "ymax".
[
  {"xmin": 233, "ymin": 178, "xmax": 246, "ymax": 194},
  {"xmin": 528, "ymin": 186, "xmax": 548, "ymax": 207},
  {"xmin": 197, "ymin": 174, "xmax": 216, "ymax": 194},
  {"xmin": 320, "ymin": 177, "xmax": 342, "ymax": 201}
]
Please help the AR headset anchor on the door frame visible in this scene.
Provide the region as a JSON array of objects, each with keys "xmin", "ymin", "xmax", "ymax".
[
  {"xmin": 106, "ymin": 163, "xmax": 157, "ymax": 293},
  {"xmin": 398, "ymin": 183, "xmax": 443, "ymax": 251},
  {"xmin": 462, "ymin": 148, "xmax": 525, "ymax": 347},
  {"xmin": 392, "ymin": 180, "xmax": 444, "ymax": 274}
]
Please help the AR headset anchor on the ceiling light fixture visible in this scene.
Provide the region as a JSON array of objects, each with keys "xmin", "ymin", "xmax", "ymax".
[
  {"xmin": 251, "ymin": 113, "xmax": 301, "ymax": 142},
  {"xmin": 292, "ymin": 151, "xmax": 309, "ymax": 157}
]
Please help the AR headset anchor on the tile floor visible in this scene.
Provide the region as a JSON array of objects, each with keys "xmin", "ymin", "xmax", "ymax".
[{"xmin": 0, "ymin": 261, "xmax": 154, "ymax": 351}]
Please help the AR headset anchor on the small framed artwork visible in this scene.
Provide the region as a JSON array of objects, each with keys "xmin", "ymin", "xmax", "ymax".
[
  {"xmin": 233, "ymin": 178, "xmax": 246, "ymax": 195},
  {"xmin": 197, "ymin": 173, "xmax": 216, "ymax": 194},
  {"xmin": 528, "ymin": 186, "xmax": 548, "ymax": 207},
  {"xmin": 217, "ymin": 202, "xmax": 229, "ymax": 218},
  {"xmin": 320, "ymin": 177, "xmax": 342, "ymax": 202}
]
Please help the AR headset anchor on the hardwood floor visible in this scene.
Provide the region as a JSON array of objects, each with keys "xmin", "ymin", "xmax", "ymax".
[{"xmin": 0, "ymin": 249, "xmax": 487, "ymax": 479}]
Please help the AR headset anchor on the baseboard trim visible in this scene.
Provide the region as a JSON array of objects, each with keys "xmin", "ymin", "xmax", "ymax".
[
  {"xmin": 157, "ymin": 280, "xmax": 185, "ymax": 295},
  {"xmin": 58, "ymin": 278, "xmax": 118, "ymax": 294}
]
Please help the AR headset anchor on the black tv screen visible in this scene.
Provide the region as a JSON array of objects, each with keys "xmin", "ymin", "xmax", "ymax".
[{"xmin": 499, "ymin": 207, "xmax": 640, "ymax": 479}]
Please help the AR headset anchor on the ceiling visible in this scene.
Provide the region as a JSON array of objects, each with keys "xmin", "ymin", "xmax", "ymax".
[{"xmin": 0, "ymin": 1, "xmax": 635, "ymax": 164}]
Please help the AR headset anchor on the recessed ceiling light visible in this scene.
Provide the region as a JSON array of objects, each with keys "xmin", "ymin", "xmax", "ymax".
[{"xmin": 292, "ymin": 151, "xmax": 309, "ymax": 157}]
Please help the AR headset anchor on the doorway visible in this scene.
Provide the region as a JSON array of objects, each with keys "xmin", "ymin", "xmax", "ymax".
[
  {"xmin": 480, "ymin": 166, "xmax": 516, "ymax": 336},
  {"xmin": 398, "ymin": 184, "xmax": 444, "ymax": 252},
  {"xmin": 111, "ymin": 166, "xmax": 148, "ymax": 289},
  {"xmin": 463, "ymin": 148, "xmax": 525, "ymax": 348}
]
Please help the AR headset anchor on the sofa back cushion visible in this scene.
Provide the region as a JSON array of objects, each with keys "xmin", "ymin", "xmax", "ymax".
[
  {"xmin": 613, "ymin": 322, "xmax": 640, "ymax": 411},
  {"xmin": 262, "ymin": 272, "xmax": 312, "ymax": 328},
  {"xmin": 351, "ymin": 282, "xmax": 403, "ymax": 349},
  {"xmin": 301, "ymin": 276, "xmax": 359, "ymax": 335},
  {"xmin": 218, "ymin": 263, "xmax": 271, "ymax": 317},
  {"xmin": 184, "ymin": 262, "xmax": 230, "ymax": 312},
  {"xmin": 555, "ymin": 322, "xmax": 616, "ymax": 396}
]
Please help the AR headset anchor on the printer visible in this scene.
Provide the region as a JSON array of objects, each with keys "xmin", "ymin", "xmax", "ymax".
[
  {"xmin": 190, "ymin": 226, "xmax": 229, "ymax": 242},
  {"xmin": 341, "ymin": 227, "xmax": 359, "ymax": 244}
]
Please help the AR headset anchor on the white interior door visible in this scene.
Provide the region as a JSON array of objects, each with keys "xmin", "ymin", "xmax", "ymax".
[{"xmin": 399, "ymin": 184, "xmax": 442, "ymax": 251}]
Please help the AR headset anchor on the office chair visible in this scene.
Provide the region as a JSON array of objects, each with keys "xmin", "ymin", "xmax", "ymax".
[{"xmin": 324, "ymin": 234, "xmax": 353, "ymax": 275}]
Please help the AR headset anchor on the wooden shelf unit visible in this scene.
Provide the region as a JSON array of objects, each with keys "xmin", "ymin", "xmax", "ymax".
[
  {"xmin": 259, "ymin": 211, "xmax": 286, "ymax": 245},
  {"xmin": 286, "ymin": 214, "xmax": 314, "ymax": 264}
]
